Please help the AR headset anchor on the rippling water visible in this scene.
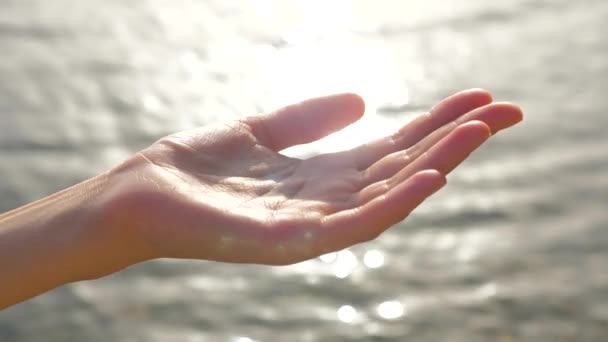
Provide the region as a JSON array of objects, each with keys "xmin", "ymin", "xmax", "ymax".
[{"xmin": 1, "ymin": 0, "xmax": 608, "ymax": 341}]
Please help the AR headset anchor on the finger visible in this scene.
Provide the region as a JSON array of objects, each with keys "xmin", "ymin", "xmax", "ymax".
[
  {"xmin": 244, "ymin": 93, "xmax": 365, "ymax": 151},
  {"xmin": 357, "ymin": 121, "xmax": 490, "ymax": 204},
  {"xmin": 350, "ymin": 88, "xmax": 492, "ymax": 169},
  {"xmin": 319, "ymin": 170, "xmax": 446, "ymax": 252},
  {"xmin": 361, "ymin": 102, "xmax": 522, "ymax": 185},
  {"xmin": 455, "ymin": 101, "xmax": 523, "ymax": 135},
  {"xmin": 390, "ymin": 120, "xmax": 490, "ymax": 183},
  {"xmin": 361, "ymin": 120, "xmax": 459, "ymax": 186}
]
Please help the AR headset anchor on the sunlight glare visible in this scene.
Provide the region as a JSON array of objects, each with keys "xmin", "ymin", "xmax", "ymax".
[
  {"xmin": 258, "ymin": 41, "xmax": 404, "ymax": 156},
  {"xmin": 251, "ymin": 1, "xmax": 409, "ymax": 156}
]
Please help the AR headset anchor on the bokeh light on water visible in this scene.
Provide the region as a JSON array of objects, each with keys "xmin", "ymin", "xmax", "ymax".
[{"xmin": 2, "ymin": 0, "xmax": 608, "ymax": 341}]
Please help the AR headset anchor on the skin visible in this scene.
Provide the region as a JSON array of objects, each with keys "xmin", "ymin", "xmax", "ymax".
[{"xmin": 0, "ymin": 89, "xmax": 523, "ymax": 309}]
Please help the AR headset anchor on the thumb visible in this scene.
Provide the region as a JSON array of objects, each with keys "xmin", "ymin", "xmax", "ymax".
[{"xmin": 244, "ymin": 93, "xmax": 365, "ymax": 151}]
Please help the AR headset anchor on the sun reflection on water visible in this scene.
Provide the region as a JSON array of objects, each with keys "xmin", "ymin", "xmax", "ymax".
[
  {"xmin": 151, "ymin": 0, "xmax": 421, "ymax": 154},
  {"xmin": 319, "ymin": 251, "xmax": 338, "ymax": 263},
  {"xmin": 256, "ymin": 40, "xmax": 407, "ymax": 155},
  {"xmin": 332, "ymin": 249, "xmax": 359, "ymax": 279},
  {"xmin": 337, "ymin": 305, "xmax": 359, "ymax": 324},
  {"xmin": 248, "ymin": 1, "xmax": 411, "ymax": 155},
  {"xmin": 235, "ymin": 337, "xmax": 255, "ymax": 342},
  {"xmin": 363, "ymin": 249, "xmax": 385, "ymax": 269},
  {"xmin": 377, "ymin": 300, "xmax": 406, "ymax": 320}
]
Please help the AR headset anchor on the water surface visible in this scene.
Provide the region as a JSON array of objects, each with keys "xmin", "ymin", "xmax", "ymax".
[{"xmin": 1, "ymin": 1, "xmax": 608, "ymax": 341}]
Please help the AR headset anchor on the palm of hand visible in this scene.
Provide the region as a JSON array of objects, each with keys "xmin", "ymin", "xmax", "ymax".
[{"xmin": 122, "ymin": 90, "xmax": 521, "ymax": 265}]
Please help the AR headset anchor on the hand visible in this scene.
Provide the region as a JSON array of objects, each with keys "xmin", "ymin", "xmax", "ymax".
[
  {"xmin": 0, "ymin": 90, "xmax": 522, "ymax": 308},
  {"xmin": 109, "ymin": 89, "xmax": 522, "ymax": 265}
]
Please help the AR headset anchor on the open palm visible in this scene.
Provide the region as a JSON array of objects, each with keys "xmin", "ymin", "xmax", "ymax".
[{"xmin": 118, "ymin": 89, "xmax": 522, "ymax": 265}]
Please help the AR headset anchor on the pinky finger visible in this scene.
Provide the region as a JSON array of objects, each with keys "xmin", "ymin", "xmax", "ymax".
[{"xmin": 319, "ymin": 169, "xmax": 446, "ymax": 252}]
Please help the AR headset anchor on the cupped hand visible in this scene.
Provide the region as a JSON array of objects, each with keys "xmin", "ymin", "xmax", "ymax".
[{"xmin": 111, "ymin": 89, "xmax": 522, "ymax": 265}]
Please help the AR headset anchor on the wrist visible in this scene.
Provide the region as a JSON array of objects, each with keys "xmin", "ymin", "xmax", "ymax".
[
  {"xmin": 91, "ymin": 156, "xmax": 161, "ymax": 276},
  {"xmin": 0, "ymin": 170, "xmax": 143, "ymax": 307},
  {"xmin": 37, "ymin": 171, "xmax": 147, "ymax": 282}
]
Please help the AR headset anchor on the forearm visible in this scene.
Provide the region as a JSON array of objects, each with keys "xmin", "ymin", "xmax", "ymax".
[{"xmin": 0, "ymin": 172, "xmax": 138, "ymax": 309}]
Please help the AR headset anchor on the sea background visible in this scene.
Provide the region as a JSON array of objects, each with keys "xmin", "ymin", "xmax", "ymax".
[{"xmin": 1, "ymin": 0, "xmax": 607, "ymax": 341}]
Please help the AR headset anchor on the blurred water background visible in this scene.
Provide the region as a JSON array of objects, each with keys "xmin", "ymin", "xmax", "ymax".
[{"xmin": 1, "ymin": 0, "xmax": 608, "ymax": 341}]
